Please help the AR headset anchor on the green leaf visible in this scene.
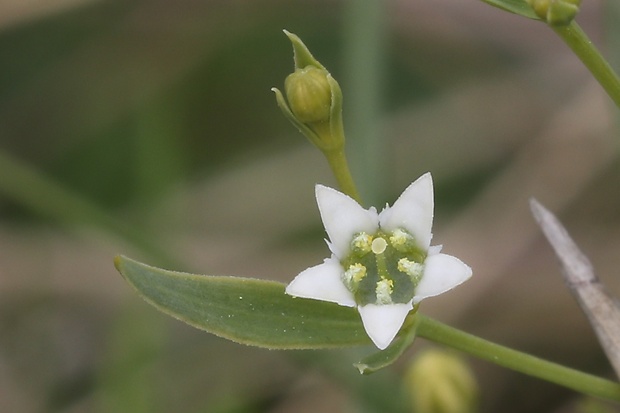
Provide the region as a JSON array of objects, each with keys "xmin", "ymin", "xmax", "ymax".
[
  {"xmin": 354, "ymin": 313, "xmax": 420, "ymax": 375},
  {"xmin": 115, "ymin": 256, "xmax": 370, "ymax": 349},
  {"xmin": 479, "ymin": 0, "xmax": 540, "ymax": 20}
]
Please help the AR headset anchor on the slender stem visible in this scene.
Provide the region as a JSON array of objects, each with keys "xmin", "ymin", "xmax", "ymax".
[
  {"xmin": 416, "ymin": 314, "xmax": 620, "ymax": 401},
  {"xmin": 324, "ymin": 148, "xmax": 362, "ymax": 203},
  {"xmin": 553, "ymin": 21, "xmax": 620, "ymax": 109},
  {"xmin": 342, "ymin": 0, "xmax": 386, "ymax": 205}
]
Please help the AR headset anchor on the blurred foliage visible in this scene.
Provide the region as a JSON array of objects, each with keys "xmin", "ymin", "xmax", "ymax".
[{"xmin": 0, "ymin": 0, "xmax": 619, "ymax": 412}]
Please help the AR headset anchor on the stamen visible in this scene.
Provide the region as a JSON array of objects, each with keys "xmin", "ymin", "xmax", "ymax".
[
  {"xmin": 343, "ymin": 263, "xmax": 367, "ymax": 289},
  {"xmin": 398, "ymin": 258, "xmax": 424, "ymax": 282},
  {"xmin": 389, "ymin": 228, "xmax": 409, "ymax": 247},
  {"xmin": 351, "ymin": 233, "xmax": 373, "ymax": 254},
  {"xmin": 375, "ymin": 278, "xmax": 394, "ymax": 304}
]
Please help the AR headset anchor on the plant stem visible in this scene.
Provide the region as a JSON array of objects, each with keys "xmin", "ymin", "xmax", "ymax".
[
  {"xmin": 553, "ymin": 21, "xmax": 620, "ymax": 109},
  {"xmin": 417, "ymin": 314, "xmax": 620, "ymax": 401},
  {"xmin": 342, "ymin": 0, "xmax": 386, "ymax": 205},
  {"xmin": 324, "ymin": 148, "xmax": 362, "ymax": 203}
]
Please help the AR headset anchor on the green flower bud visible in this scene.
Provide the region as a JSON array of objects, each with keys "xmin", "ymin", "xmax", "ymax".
[
  {"xmin": 284, "ymin": 66, "xmax": 332, "ymax": 124},
  {"xmin": 527, "ymin": 0, "xmax": 581, "ymax": 26},
  {"xmin": 272, "ymin": 30, "xmax": 345, "ymax": 152},
  {"xmin": 404, "ymin": 349, "xmax": 478, "ymax": 413}
]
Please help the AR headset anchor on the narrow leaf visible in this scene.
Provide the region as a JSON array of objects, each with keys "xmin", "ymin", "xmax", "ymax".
[
  {"xmin": 115, "ymin": 256, "xmax": 369, "ymax": 349},
  {"xmin": 479, "ymin": 0, "xmax": 540, "ymax": 20}
]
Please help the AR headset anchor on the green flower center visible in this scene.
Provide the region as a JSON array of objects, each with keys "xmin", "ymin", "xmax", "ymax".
[{"xmin": 341, "ymin": 228, "xmax": 426, "ymax": 306}]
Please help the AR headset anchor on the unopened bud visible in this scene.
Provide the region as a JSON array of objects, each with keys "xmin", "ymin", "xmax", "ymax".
[
  {"xmin": 527, "ymin": 0, "xmax": 581, "ymax": 26},
  {"xmin": 272, "ymin": 30, "xmax": 345, "ymax": 152},
  {"xmin": 285, "ymin": 66, "xmax": 332, "ymax": 124},
  {"xmin": 404, "ymin": 348, "xmax": 478, "ymax": 413}
]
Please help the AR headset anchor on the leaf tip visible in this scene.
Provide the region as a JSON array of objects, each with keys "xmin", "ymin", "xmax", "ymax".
[
  {"xmin": 114, "ymin": 255, "xmax": 123, "ymax": 271},
  {"xmin": 353, "ymin": 362, "xmax": 371, "ymax": 375},
  {"xmin": 114, "ymin": 255, "xmax": 132, "ymax": 277}
]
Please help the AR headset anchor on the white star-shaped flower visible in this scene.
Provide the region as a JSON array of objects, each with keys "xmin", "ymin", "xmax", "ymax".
[{"xmin": 286, "ymin": 173, "xmax": 472, "ymax": 350}]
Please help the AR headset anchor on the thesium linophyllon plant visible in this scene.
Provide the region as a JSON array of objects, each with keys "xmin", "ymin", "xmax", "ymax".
[{"xmin": 116, "ymin": 2, "xmax": 620, "ymax": 406}]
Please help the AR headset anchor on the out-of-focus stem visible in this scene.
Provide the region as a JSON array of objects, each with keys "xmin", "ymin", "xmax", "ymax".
[
  {"xmin": 553, "ymin": 21, "xmax": 620, "ymax": 109},
  {"xmin": 324, "ymin": 148, "xmax": 361, "ymax": 203},
  {"xmin": 417, "ymin": 314, "xmax": 620, "ymax": 401}
]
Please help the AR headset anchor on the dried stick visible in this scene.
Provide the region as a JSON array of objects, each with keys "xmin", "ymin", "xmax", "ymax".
[{"xmin": 530, "ymin": 198, "xmax": 620, "ymax": 379}]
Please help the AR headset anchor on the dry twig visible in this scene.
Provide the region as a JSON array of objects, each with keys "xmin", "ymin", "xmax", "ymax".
[{"xmin": 530, "ymin": 198, "xmax": 620, "ymax": 379}]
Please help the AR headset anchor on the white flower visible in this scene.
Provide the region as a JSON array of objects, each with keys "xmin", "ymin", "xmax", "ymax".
[{"xmin": 286, "ymin": 173, "xmax": 472, "ymax": 350}]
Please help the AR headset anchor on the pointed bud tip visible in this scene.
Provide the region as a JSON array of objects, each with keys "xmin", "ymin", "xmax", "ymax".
[
  {"xmin": 282, "ymin": 29, "xmax": 297, "ymax": 43},
  {"xmin": 281, "ymin": 30, "xmax": 326, "ymax": 71}
]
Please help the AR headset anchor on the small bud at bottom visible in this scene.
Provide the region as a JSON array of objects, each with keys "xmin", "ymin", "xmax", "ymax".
[{"xmin": 404, "ymin": 349, "xmax": 479, "ymax": 413}]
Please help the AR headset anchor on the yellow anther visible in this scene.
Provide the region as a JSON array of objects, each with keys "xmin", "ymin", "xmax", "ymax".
[
  {"xmin": 344, "ymin": 263, "xmax": 367, "ymax": 285},
  {"xmin": 398, "ymin": 258, "xmax": 424, "ymax": 278},
  {"xmin": 376, "ymin": 278, "xmax": 394, "ymax": 304},
  {"xmin": 398, "ymin": 258, "xmax": 411, "ymax": 273},
  {"xmin": 352, "ymin": 233, "xmax": 373, "ymax": 253},
  {"xmin": 389, "ymin": 229, "xmax": 409, "ymax": 247}
]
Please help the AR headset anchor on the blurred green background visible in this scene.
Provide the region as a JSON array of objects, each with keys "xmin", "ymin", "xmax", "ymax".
[{"xmin": 1, "ymin": 0, "xmax": 620, "ymax": 412}]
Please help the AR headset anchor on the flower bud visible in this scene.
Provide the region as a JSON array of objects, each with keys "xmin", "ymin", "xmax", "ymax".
[
  {"xmin": 527, "ymin": 0, "xmax": 581, "ymax": 26},
  {"xmin": 404, "ymin": 349, "xmax": 478, "ymax": 413},
  {"xmin": 284, "ymin": 66, "xmax": 332, "ymax": 124},
  {"xmin": 272, "ymin": 31, "xmax": 345, "ymax": 152}
]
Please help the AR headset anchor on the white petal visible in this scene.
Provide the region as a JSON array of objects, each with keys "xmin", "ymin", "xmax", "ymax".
[
  {"xmin": 379, "ymin": 173, "xmax": 434, "ymax": 250},
  {"xmin": 315, "ymin": 185, "xmax": 379, "ymax": 258},
  {"xmin": 413, "ymin": 253, "xmax": 472, "ymax": 304},
  {"xmin": 358, "ymin": 302, "xmax": 413, "ymax": 350},
  {"xmin": 286, "ymin": 258, "xmax": 356, "ymax": 307},
  {"xmin": 428, "ymin": 244, "xmax": 443, "ymax": 255}
]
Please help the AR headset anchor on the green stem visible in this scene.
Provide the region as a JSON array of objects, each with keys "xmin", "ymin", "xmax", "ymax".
[
  {"xmin": 343, "ymin": 0, "xmax": 386, "ymax": 205},
  {"xmin": 553, "ymin": 21, "xmax": 620, "ymax": 109},
  {"xmin": 417, "ymin": 314, "xmax": 620, "ymax": 401},
  {"xmin": 0, "ymin": 149, "xmax": 183, "ymax": 269},
  {"xmin": 324, "ymin": 148, "xmax": 362, "ymax": 203}
]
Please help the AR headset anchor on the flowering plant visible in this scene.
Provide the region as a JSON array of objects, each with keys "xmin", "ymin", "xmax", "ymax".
[{"xmin": 113, "ymin": 2, "xmax": 620, "ymax": 408}]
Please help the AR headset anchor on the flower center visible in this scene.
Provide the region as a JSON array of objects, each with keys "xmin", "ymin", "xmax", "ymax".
[
  {"xmin": 342, "ymin": 229, "xmax": 426, "ymax": 306},
  {"xmin": 371, "ymin": 237, "xmax": 387, "ymax": 254}
]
